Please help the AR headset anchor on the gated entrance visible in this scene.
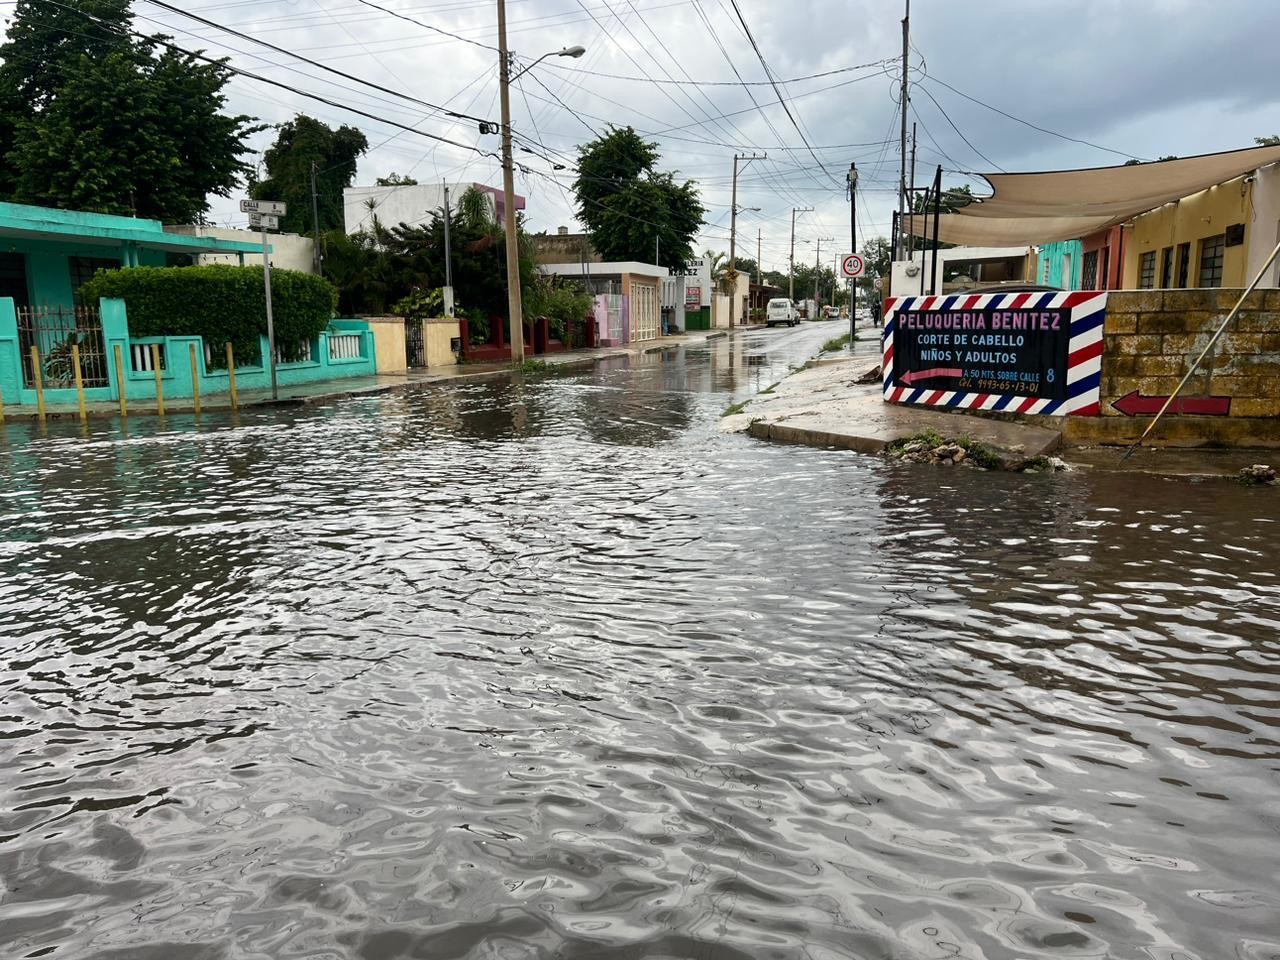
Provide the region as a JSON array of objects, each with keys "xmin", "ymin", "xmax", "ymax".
[
  {"xmin": 18, "ymin": 305, "xmax": 109, "ymax": 388},
  {"xmin": 405, "ymin": 318, "xmax": 425, "ymax": 367}
]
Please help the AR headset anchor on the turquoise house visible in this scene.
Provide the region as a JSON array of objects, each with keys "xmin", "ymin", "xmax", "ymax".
[
  {"xmin": 1034, "ymin": 240, "xmax": 1084, "ymax": 290},
  {"xmin": 0, "ymin": 202, "xmax": 380, "ymax": 410}
]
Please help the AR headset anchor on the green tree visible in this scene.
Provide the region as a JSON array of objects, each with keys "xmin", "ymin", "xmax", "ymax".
[
  {"xmin": 375, "ymin": 172, "xmax": 418, "ymax": 186},
  {"xmin": 860, "ymin": 236, "xmax": 891, "ymax": 279},
  {"xmin": 910, "ymin": 183, "xmax": 974, "ymax": 214},
  {"xmin": 573, "ymin": 127, "xmax": 704, "ymax": 269},
  {"xmin": 250, "ymin": 115, "xmax": 368, "ymax": 234},
  {"xmin": 1256, "ymin": 136, "xmax": 1280, "ymax": 147},
  {"xmin": 0, "ymin": 0, "xmax": 258, "ymax": 219}
]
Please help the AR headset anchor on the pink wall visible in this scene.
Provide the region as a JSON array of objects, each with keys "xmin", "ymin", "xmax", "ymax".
[{"xmin": 1080, "ymin": 225, "xmax": 1126, "ymax": 290}]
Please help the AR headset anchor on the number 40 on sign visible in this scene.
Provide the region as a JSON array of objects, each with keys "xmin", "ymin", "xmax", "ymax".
[{"xmin": 840, "ymin": 253, "xmax": 865, "ymax": 278}]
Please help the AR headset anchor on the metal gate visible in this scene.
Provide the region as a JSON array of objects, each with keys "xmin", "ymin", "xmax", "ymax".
[
  {"xmin": 18, "ymin": 305, "xmax": 109, "ymax": 388},
  {"xmin": 630, "ymin": 280, "xmax": 659, "ymax": 341},
  {"xmin": 405, "ymin": 318, "xmax": 425, "ymax": 367}
]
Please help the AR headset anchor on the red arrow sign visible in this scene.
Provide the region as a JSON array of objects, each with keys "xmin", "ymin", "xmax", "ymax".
[
  {"xmin": 901, "ymin": 367, "xmax": 963, "ymax": 385},
  {"xmin": 1112, "ymin": 391, "xmax": 1231, "ymax": 417}
]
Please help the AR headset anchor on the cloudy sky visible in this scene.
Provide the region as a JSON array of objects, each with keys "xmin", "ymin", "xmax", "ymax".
[{"xmin": 16, "ymin": 0, "xmax": 1280, "ymax": 272}]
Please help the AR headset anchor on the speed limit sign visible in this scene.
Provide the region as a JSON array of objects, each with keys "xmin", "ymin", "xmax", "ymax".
[{"xmin": 840, "ymin": 253, "xmax": 865, "ymax": 278}]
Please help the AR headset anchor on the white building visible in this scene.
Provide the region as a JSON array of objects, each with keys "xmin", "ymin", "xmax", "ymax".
[
  {"xmin": 163, "ymin": 225, "xmax": 318, "ymax": 274},
  {"xmin": 342, "ymin": 182, "xmax": 525, "ymax": 235},
  {"xmin": 890, "ymin": 245, "xmax": 1032, "ymax": 298}
]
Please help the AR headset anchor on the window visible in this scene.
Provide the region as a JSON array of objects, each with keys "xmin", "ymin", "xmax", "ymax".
[
  {"xmin": 69, "ymin": 256, "xmax": 121, "ymax": 305},
  {"xmin": 1198, "ymin": 234, "xmax": 1225, "ymax": 287},
  {"xmin": 1160, "ymin": 247, "xmax": 1173, "ymax": 287},
  {"xmin": 1100, "ymin": 246, "xmax": 1110, "ymax": 289},
  {"xmin": 1176, "ymin": 242, "xmax": 1191, "ymax": 287},
  {"xmin": 1139, "ymin": 251, "xmax": 1156, "ymax": 289},
  {"xmin": 1081, "ymin": 250, "xmax": 1099, "ymax": 289}
]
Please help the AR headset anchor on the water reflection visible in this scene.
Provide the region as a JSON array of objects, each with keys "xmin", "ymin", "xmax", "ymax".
[{"xmin": 1, "ymin": 322, "xmax": 1277, "ymax": 959}]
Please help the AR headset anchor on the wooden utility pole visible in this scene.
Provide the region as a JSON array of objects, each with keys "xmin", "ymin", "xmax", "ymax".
[
  {"xmin": 897, "ymin": 0, "xmax": 910, "ymax": 259},
  {"xmin": 497, "ymin": 0, "xmax": 524, "ymax": 363}
]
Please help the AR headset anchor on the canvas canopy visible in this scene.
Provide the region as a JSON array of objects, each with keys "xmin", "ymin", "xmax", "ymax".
[{"xmin": 906, "ymin": 144, "xmax": 1280, "ymax": 246}]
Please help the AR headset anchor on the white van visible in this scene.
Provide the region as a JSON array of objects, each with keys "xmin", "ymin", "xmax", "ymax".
[{"xmin": 765, "ymin": 298, "xmax": 797, "ymax": 327}]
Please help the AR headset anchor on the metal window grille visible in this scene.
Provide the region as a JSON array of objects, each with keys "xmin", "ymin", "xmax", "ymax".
[
  {"xmin": 1176, "ymin": 242, "xmax": 1191, "ymax": 287},
  {"xmin": 18, "ymin": 305, "xmax": 110, "ymax": 388},
  {"xmin": 1139, "ymin": 251, "xmax": 1156, "ymax": 289},
  {"xmin": 329, "ymin": 333, "xmax": 362, "ymax": 360},
  {"xmin": 1198, "ymin": 234, "xmax": 1225, "ymax": 288},
  {"xmin": 131, "ymin": 342, "xmax": 166, "ymax": 373},
  {"xmin": 69, "ymin": 257, "xmax": 120, "ymax": 305},
  {"xmin": 405, "ymin": 320, "xmax": 425, "ymax": 367},
  {"xmin": 1081, "ymin": 250, "xmax": 1099, "ymax": 290},
  {"xmin": 1160, "ymin": 247, "xmax": 1173, "ymax": 287}
]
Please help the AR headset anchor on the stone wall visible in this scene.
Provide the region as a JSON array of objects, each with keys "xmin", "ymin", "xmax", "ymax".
[{"xmin": 1102, "ymin": 289, "xmax": 1280, "ymax": 418}]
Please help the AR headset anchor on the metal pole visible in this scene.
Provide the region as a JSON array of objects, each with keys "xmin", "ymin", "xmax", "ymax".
[
  {"xmin": 756, "ymin": 228, "xmax": 761, "ymax": 289},
  {"xmin": 930, "ymin": 165, "xmax": 942, "ymax": 294},
  {"xmin": 497, "ymin": 0, "xmax": 525, "ymax": 365},
  {"xmin": 1122, "ymin": 237, "xmax": 1280, "ymax": 461},
  {"xmin": 225, "ymin": 342, "xmax": 238, "ymax": 411},
  {"xmin": 442, "ymin": 182, "xmax": 454, "ymax": 316},
  {"xmin": 189, "ymin": 343, "xmax": 201, "ymax": 416},
  {"xmin": 850, "ymin": 167, "xmax": 858, "ymax": 342},
  {"xmin": 263, "ymin": 227, "xmax": 278, "ymax": 400},
  {"xmin": 151, "ymin": 344, "xmax": 165, "ymax": 417},
  {"xmin": 113, "ymin": 344, "xmax": 126, "ymax": 418},
  {"xmin": 71, "ymin": 343, "xmax": 87, "ymax": 421},
  {"xmin": 898, "ymin": 0, "xmax": 910, "ymax": 259},
  {"xmin": 789, "ymin": 208, "xmax": 796, "ymax": 301},
  {"xmin": 919, "ymin": 183, "xmax": 928, "ymax": 296},
  {"xmin": 30, "ymin": 346, "xmax": 44, "ymax": 421},
  {"xmin": 310, "ymin": 160, "xmax": 322, "ymax": 274}
]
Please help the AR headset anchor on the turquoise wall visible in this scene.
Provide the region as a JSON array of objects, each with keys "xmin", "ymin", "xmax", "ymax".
[
  {"xmin": 0, "ymin": 297, "xmax": 376, "ymax": 409},
  {"xmin": 1, "ymin": 239, "xmax": 166, "ymax": 310},
  {"xmin": 1035, "ymin": 240, "xmax": 1084, "ymax": 290}
]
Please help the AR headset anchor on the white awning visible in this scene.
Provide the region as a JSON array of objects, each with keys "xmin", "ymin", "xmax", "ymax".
[{"xmin": 906, "ymin": 144, "xmax": 1280, "ymax": 246}]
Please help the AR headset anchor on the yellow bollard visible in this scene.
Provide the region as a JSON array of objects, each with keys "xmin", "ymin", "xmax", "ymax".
[
  {"xmin": 151, "ymin": 344, "xmax": 165, "ymax": 417},
  {"xmin": 225, "ymin": 342, "xmax": 238, "ymax": 411},
  {"xmin": 189, "ymin": 343, "xmax": 201, "ymax": 416},
  {"xmin": 30, "ymin": 345, "xmax": 45, "ymax": 422},
  {"xmin": 113, "ymin": 344, "xmax": 127, "ymax": 417},
  {"xmin": 71, "ymin": 343, "xmax": 87, "ymax": 421}
]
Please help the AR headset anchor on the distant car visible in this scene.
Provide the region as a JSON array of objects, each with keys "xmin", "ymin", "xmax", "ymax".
[{"xmin": 765, "ymin": 298, "xmax": 798, "ymax": 327}]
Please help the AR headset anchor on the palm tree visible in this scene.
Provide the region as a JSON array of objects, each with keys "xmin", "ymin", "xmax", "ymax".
[{"xmin": 704, "ymin": 248, "xmax": 729, "ymax": 293}]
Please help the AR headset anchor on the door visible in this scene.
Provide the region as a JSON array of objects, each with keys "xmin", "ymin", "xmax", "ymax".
[{"xmin": 630, "ymin": 280, "xmax": 658, "ymax": 341}]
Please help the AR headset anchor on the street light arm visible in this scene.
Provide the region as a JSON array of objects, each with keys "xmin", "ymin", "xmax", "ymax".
[{"xmin": 510, "ymin": 45, "xmax": 586, "ymax": 84}]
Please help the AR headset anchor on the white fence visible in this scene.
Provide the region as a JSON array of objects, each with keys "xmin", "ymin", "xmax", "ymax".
[{"xmin": 328, "ymin": 333, "xmax": 362, "ymax": 360}]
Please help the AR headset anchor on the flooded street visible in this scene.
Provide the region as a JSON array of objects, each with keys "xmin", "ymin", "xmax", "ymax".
[{"xmin": 1, "ymin": 320, "xmax": 1277, "ymax": 960}]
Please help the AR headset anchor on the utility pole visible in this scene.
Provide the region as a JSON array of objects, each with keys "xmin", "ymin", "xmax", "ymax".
[
  {"xmin": 789, "ymin": 205, "xmax": 812, "ymax": 301},
  {"xmin": 442, "ymin": 182, "xmax": 454, "ymax": 316},
  {"xmin": 729, "ymin": 152, "xmax": 765, "ymax": 327},
  {"xmin": 907, "ymin": 123, "xmax": 917, "ymax": 259},
  {"xmin": 496, "ymin": 0, "xmax": 524, "ymax": 364},
  {"xmin": 756, "ymin": 228, "xmax": 762, "ymax": 288},
  {"xmin": 847, "ymin": 162, "xmax": 858, "ymax": 338},
  {"xmin": 309, "ymin": 161, "xmax": 321, "ymax": 275},
  {"xmin": 898, "ymin": 0, "xmax": 910, "ymax": 259},
  {"xmin": 814, "ymin": 237, "xmax": 833, "ymax": 309}
]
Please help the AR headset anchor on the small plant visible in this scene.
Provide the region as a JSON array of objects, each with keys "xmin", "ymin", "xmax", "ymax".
[
  {"xmin": 822, "ymin": 333, "xmax": 852, "ymax": 353},
  {"xmin": 760, "ymin": 381, "xmax": 780, "ymax": 395},
  {"xmin": 956, "ymin": 438, "xmax": 1004, "ymax": 470},
  {"xmin": 722, "ymin": 399, "xmax": 749, "ymax": 417},
  {"xmin": 517, "ymin": 358, "xmax": 549, "ymax": 375},
  {"xmin": 392, "ymin": 287, "xmax": 443, "ymax": 321}
]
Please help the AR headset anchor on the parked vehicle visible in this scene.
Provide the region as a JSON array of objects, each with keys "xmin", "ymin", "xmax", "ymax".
[{"xmin": 765, "ymin": 298, "xmax": 798, "ymax": 327}]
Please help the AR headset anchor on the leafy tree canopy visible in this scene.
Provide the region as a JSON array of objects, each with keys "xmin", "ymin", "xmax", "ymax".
[
  {"xmin": 860, "ymin": 236, "xmax": 891, "ymax": 279},
  {"xmin": 910, "ymin": 183, "xmax": 974, "ymax": 214},
  {"xmin": 1256, "ymin": 136, "xmax": 1280, "ymax": 147},
  {"xmin": 250, "ymin": 115, "xmax": 368, "ymax": 234},
  {"xmin": 376, "ymin": 172, "xmax": 418, "ymax": 186},
  {"xmin": 573, "ymin": 127, "xmax": 704, "ymax": 270},
  {"xmin": 0, "ymin": 0, "xmax": 260, "ymax": 220}
]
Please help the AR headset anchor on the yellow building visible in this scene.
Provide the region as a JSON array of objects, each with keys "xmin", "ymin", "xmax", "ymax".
[{"xmin": 1123, "ymin": 174, "xmax": 1254, "ymax": 289}]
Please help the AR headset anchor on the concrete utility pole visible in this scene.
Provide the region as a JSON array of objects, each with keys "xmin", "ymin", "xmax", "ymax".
[
  {"xmin": 814, "ymin": 237, "xmax": 833, "ymax": 308},
  {"xmin": 907, "ymin": 123, "xmax": 917, "ymax": 259},
  {"xmin": 756, "ymin": 228, "xmax": 762, "ymax": 288},
  {"xmin": 898, "ymin": 0, "xmax": 910, "ymax": 259},
  {"xmin": 729, "ymin": 152, "xmax": 766, "ymax": 327},
  {"xmin": 847, "ymin": 161, "xmax": 858, "ymax": 338},
  {"xmin": 309, "ymin": 161, "xmax": 321, "ymax": 274},
  {"xmin": 442, "ymin": 182, "xmax": 454, "ymax": 316},
  {"xmin": 496, "ymin": 0, "xmax": 524, "ymax": 363},
  {"xmin": 789, "ymin": 205, "xmax": 812, "ymax": 301}
]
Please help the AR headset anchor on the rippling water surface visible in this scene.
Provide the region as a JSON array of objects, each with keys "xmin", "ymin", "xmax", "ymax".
[{"xmin": 1, "ymin": 323, "xmax": 1278, "ymax": 960}]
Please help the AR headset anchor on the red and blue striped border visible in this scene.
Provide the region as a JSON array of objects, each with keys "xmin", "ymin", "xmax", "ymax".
[{"xmin": 881, "ymin": 291, "xmax": 1106, "ymax": 417}]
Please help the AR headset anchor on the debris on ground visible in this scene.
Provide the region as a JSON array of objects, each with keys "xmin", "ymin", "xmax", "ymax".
[
  {"xmin": 889, "ymin": 430, "xmax": 1069, "ymax": 473},
  {"xmin": 853, "ymin": 364, "xmax": 882, "ymax": 384},
  {"xmin": 1239, "ymin": 463, "xmax": 1277, "ymax": 485}
]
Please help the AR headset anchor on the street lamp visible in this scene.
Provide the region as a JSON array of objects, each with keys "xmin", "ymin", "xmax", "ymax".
[{"xmin": 496, "ymin": 10, "xmax": 585, "ymax": 363}]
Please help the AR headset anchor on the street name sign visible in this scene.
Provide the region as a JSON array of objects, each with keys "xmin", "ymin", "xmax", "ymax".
[
  {"xmin": 240, "ymin": 199, "xmax": 288, "ymax": 216},
  {"xmin": 840, "ymin": 253, "xmax": 865, "ymax": 278},
  {"xmin": 882, "ymin": 291, "xmax": 1107, "ymax": 416},
  {"xmin": 248, "ymin": 212, "xmax": 279, "ymax": 230}
]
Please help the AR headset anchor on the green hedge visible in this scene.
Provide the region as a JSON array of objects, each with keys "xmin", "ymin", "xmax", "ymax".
[{"xmin": 80, "ymin": 264, "xmax": 338, "ymax": 366}]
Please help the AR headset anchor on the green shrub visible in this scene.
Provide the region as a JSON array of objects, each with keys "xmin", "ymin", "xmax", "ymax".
[{"xmin": 80, "ymin": 264, "xmax": 337, "ymax": 367}]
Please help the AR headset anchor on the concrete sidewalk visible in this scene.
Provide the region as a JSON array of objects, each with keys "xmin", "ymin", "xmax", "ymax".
[
  {"xmin": 722, "ymin": 342, "xmax": 1063, "ymax": 459},
  {"xmin": 4, "ymin": 328, "xmax": 734, "ymax": 421}
]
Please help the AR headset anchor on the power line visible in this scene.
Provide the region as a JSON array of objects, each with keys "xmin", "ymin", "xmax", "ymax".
[
  {"xmin": 349, "ymin": 0, "xmax": 497, "ymax": 51},
  {"xmin": 538, "ymin": 58, "xmax": 894, "ymax": 88},
  {"xmin": 914, "ymin": 83, "xmax": 1005, "ymax": 173},
  {"xmin": 139, "ymin": 0, "xmax": 492, "ymax": 124}
]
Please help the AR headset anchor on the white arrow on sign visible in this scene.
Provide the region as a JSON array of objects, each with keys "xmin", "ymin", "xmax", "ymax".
[
  {"xmin": 240, "ymin": 199, "xmax": 288, "ymax": 216},
  {"xmin": 840, "ymin": 253, "xmax": 866, "ymax": 279},
  {"xmin": 249, "ymin": 212, "xmax": 280, "ymax": 230}
]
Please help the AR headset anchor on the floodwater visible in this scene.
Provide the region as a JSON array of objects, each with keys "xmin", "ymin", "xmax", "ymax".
[{"xmin": 1, "ymin": 321, "xmax": 1278, "ymax": 960}]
